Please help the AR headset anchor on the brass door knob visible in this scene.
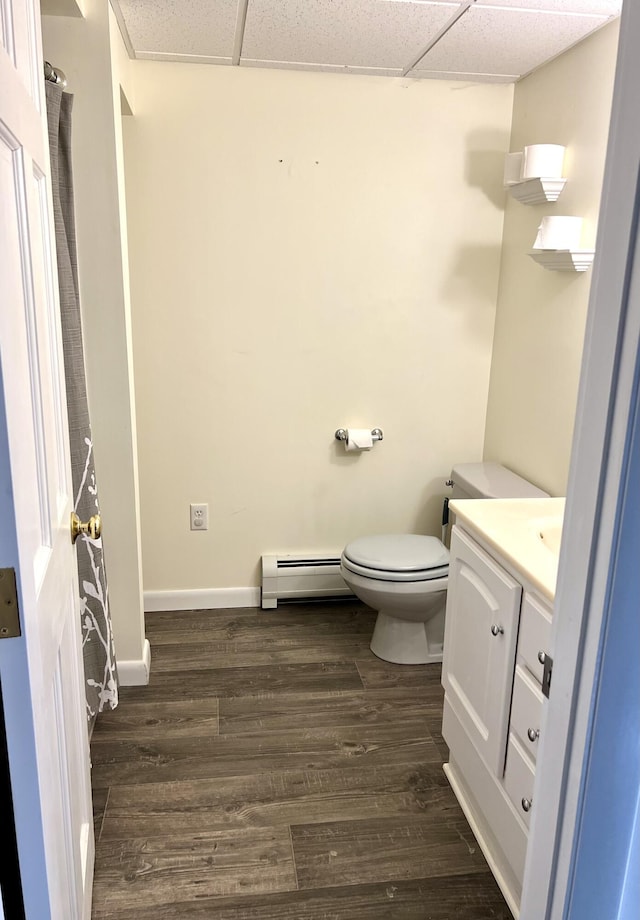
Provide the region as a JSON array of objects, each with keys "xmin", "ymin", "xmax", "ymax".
[{"xmin": 70, "ymin": 512, "xmax": 102, "ymax": 544}]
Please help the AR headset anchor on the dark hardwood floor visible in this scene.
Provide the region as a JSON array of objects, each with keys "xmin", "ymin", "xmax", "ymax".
[{"xmin": 90, "ymin": 602, "xmax": 510, "ymax": 919}]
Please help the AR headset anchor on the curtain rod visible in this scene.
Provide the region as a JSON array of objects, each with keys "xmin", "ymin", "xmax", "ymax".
[{"xmin": 44, "ymin": 61, "xmax": 67, "ymax": 87}]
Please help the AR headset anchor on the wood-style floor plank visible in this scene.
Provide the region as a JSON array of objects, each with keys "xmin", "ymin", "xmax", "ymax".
[
  {"xmin": 117, "ymin": 660, "xmax": 364, "ymax": 704},
  {"xmin": 91, "ymin": 827, "xmax": 296, "ymax": 916},
  {"xmin": 149, "ymin": 635, "xmax": 373, "ymax": 672},
  {"xmin": 218, "ymin": 686, "xmax": 444, "ymax": 734},
  {"xmin": 291, "ymin": 813, "xmax": 487, "ymax": 890},
  {"xmin": 144, "ymin": 603, "xmax": 375, "ymax": 645},
  {"xmin": 90, "ymin": 720, "xmax": 440, "ymax": 789},
  {"xmin": 92, "ymin": 699, "xmax": 219, "ymax": 740},
  {"xmin": 100, "ymin": 761, "xmax": 458, "ymax": 841},
  {"xmin": 355, "ymin": 657, "xmax": 444, "ymax": 690},
  {"xmin": 90, "ymin": 873, "xmax": 511, "ymax": 919}
]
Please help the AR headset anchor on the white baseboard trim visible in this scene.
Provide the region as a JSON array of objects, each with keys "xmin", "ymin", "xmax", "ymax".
[
  {"xmin": 118, "ymin": 638, "xmax": 151, "ymax": 687},
  {"xmin": 144, "ymin": 587, "xmax": 261, "ymax": 612}
]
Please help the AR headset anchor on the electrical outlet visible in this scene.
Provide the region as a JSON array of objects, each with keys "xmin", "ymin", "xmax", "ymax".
[{"xmin": 190, "ymin": 503, "xmax": 209, "ymax": 531}]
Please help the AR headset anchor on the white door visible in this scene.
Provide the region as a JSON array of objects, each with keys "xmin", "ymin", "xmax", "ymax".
[
  {"xmin": 0, "ymin": 1, "xmax": 94, "ymax": 918},
  {"xmin": 442, "ymin": 526, "xmax": 522, "ymax": 777}
]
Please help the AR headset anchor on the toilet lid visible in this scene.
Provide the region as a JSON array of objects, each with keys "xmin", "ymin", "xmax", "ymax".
[{"xmin": 342, "ymin": 535, "xmax": 449, "ymax": 583}]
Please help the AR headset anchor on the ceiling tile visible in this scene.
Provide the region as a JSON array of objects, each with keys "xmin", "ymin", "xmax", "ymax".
[
  {"xmin": 117, "ymin": 0, "xmax": 237, "ymax": 59},
  {"xmin": 413, "ymin": 6, "xmax": 609, "ymax": 78},
  {"xmin": 241, "ymin": 0, "xmax": 458, "ymax": 70},
  {"xmin": 475, "ymin": 0, "xmax": 621, "ymax": 12}
]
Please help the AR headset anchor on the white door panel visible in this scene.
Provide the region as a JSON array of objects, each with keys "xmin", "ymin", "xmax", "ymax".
[{"xmin": 0, "ymin": 1, "xmax": 93, "ymax": 917}]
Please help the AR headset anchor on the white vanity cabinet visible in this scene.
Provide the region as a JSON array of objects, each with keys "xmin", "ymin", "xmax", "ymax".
[{"xmin": 442, "ymin": 523, "xmax": 553, "ymax": 918}]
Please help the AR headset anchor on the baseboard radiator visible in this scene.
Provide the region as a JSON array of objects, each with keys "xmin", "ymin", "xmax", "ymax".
[{"xmin": 261, "ymin": 553, "xmax": 353, "ymax": 609}]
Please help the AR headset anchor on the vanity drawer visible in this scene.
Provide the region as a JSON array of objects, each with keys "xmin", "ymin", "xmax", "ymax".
[
  {"xmin": 504, "ymin": 734, "xmax": 536, "ymax": 830},
  {"xmin": 517, "ymin": 593, "xmax": 552, "ymax": 683},
  {"xmin": 510, "ymin": 665, "xmax": 544, "ymax": 764}
]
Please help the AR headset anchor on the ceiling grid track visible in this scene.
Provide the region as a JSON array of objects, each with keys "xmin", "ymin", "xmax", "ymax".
[
  {"xmin": 108, "ymin": 0, "xmax": 136, "ymax": 60},
  {"xmin": 232, "ymin": 0, "xmax": 250, "ymax": 66},
  {"xmin": 401, "ymin": 0, "xmax": 476, "ymax": 76}
]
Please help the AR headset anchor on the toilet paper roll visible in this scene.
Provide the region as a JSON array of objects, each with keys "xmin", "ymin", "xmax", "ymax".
[
  {"xmin": 503, "ymin": 152, "xmax": 524, "ymax": 186},
  {"xmin": 345, "ymin": 428, "xmax": 374, "ymax": 452},
  {"xmin": 521, "ymin": 144, "xmax": 565, "ymax": 179},
  {"xmin": 533, "ymin": 216, "xmax": 583, "ymax": 250}
]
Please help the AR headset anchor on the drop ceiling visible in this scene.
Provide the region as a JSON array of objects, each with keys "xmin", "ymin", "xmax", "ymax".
[{"xmin": 111, "ymin": 0, "xmax": 622, "ymax": 83}]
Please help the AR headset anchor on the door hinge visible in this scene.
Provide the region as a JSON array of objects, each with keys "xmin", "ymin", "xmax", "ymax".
[
  {"xmin": 541, "ymin": 653, "xmax": 553, "ymax": 699},
  {"xmin": 0, "ymin": 568, "xmax": 21, "ymax": 638}
]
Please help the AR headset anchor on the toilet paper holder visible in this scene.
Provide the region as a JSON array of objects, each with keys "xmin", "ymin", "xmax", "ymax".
[{"xmin": 335, "ymin": 428, "xmax": 384, "ymax": 442}]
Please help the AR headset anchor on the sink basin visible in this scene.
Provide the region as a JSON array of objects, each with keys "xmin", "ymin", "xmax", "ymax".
[
  {"xmin": 449, "ymin": 497, "xmax": 566, "ymax": 600},
  {"xmin": 532, "ymin": 516, "xmax": 563, "ymax": 555}
]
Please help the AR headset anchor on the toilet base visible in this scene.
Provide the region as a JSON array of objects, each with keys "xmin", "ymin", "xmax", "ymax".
[{"xmin": 369, "ymin": 608, "xmax": 445, "ymax": 665}]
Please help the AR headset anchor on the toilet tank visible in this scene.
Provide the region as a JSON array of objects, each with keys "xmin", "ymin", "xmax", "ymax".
[
  {"xmin": 443, "ymin": 462, "xmax": 548, "ymax": 546},
  {"xmin": 449, "ymin": 461, "xmax": 549, "ymax": 500}
]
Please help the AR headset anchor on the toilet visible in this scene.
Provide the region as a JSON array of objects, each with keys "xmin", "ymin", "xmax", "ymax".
[{"xmin": 340, "ymin": 462, "xmax": 548, "ymax": 665}]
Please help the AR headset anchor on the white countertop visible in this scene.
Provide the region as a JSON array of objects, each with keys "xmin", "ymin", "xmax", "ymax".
[{"xmin": 450, "ymin": 497, "xmax": 566, "ymax": 602}]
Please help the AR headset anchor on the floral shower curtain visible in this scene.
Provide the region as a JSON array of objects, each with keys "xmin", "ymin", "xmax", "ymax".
[{"xmin": 46, "ymin": 81, "xmax": 118, "ymax": 727}]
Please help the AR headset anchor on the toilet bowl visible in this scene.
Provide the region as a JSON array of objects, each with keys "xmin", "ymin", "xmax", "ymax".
[
  {"xmin": 341, "ymin": 462, "xmax": 550, "ymax": 666},
  {"xmin": 340, "ymin": 534, "xmax": 449, "ymax": 665}
]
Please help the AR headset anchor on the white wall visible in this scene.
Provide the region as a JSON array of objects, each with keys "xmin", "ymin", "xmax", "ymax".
[
  {"xmin": 483, "ymin": 22, "xmax": 619, "ymax": 497},
  {"xmin": 124, "ymin": 63, "xmax": 513, "ymax": 595},
  {"xmin": 41, "ymin": 0, "xmax": 146, "ymax": 673}
]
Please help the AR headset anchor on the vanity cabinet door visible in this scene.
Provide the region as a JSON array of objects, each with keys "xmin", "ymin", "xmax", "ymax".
[{"xmin": 442, "ymin": 526, "xmax": 522, "ymax": 777}]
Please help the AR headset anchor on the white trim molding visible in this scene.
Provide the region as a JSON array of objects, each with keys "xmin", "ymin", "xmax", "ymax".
[
  {"xmin": 117, "ymin": 638, "xmax": 151, "ymax": 686},
  {"xmin": 144, "ymin": 587, "xmax": 261, "ymax": 613}
]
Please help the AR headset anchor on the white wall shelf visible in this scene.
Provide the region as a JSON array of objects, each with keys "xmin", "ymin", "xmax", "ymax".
[
  {"xmin": 507, "ymin": 177, "xmax": 567, "ymax": 205},
  {"xmin": 528, "ymin": 250, "xmax": 595, "ymax": 272}
]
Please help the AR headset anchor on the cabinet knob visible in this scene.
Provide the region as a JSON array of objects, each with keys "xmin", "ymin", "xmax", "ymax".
[
  {"xmin": 490, "ymin": 624, "xmax": 504, "ymax": 637},
  {"xmin": 527, "ymin": 727, "xmax": 540, "ymax": 743},
  {"xmin": 521, "ymin": 797, "xmax": 533, "ymax": 813},
  {"xmin": 538, "ymin": 650, "xmax": 546, "ymax": 664}
]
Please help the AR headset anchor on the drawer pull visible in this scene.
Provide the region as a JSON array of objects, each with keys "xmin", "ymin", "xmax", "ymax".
[
  {"xmin": 538, "ymin": 650, "xmax": 546, "ymax": 664},
  {"xmin": 527, "ymin": 727, "xmax": 540, "ymax": 743},
  {"xmin": 490, "ymin": 624, "xmax": 504, "ymax": 637},
  {"xmin": 521, "ymin": 797, "xmax": 533, "ymax": 813}
]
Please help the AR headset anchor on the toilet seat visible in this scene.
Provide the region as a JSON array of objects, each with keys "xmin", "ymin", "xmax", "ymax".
[{"xmin": 341, "ymin": 534, "xmax": 449, "ymax": 583}]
